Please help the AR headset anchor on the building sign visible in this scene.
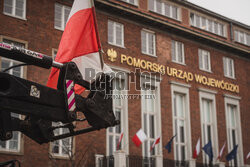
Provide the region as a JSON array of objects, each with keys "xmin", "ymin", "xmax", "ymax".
[{"xmin": 107, "ymin": 49, "xmax": 240, "ymax": 93}]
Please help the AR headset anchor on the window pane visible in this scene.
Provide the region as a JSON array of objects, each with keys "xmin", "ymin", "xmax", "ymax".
[
  {"xmin": 116, "ymin": 24, "xmax": 122, "ymax": 46},
  {"xmin": 64, "ymin": 7, "xmax": 70, "ymax": 27},
  {"xmin": 180, "ymin": 122, "xmax": 185, "ymax": 143},
  {"xmin": 156, "ymin": 0, "xmax": 162, "ymax": 13},
  {"xmin": 4, "ymin": 0, "xmax": 13, "ymax": 14},
  {"xmin": 0, "ymin": 141, "xmax": 6, "ymax": 149},
  {"xmin": 52, "ymin": 140, "xmax": 59, "ymax": 153},
  {"xmin": 190, "ymin": 13, "xmax": 194, "ymax": 25},
  {"xmin": 148, "ymin": 33, "xmax": 154, "ymax": 55},
  {"xmin": 15, "ymin": 0, "xmax": 24, "ymax": 17},
  {"xmin": 208, "ymin": 20, "xmax": 212, "ymax": 32},
  {"xmin": 55, "ymin": 4, "xmax": 62, "ymax": 28},
  {"xmin": 172, "ymin": 6, "xmax": 178, "ymax": 19},
  {"xmin": 177, "ymin": 42, "xmax": 183, "ymax": 63},
  {"xmin": 201, "ymin": 17, "xmax": 206, "ymax": 29},
  {"xmin": 207, "ymin": 125, "xmax": 211, "ymax": 141},
  {"xmin": 181, "ymin": 145, "xmax": 185, "ymax": 161},
  {"xmin": 171, "ymin": 41, "xmax": 176, "ymax": 61},
  {"xmin": 214, "ymin": 22, "xmax": 218, "ymax": 34},
  {"xmin": 115, "ymin": 111, "xmax": 121, "ymax": 133},
  {"xmin": 141, "ymin": 31, "xmax": 147, "ymax": 53},
  {"xmin": 165, "ymin": 4, "xmax": 170, "ymax": 17},
  {"xmin": 149, "ymin": 115, "xmax": 155, "ymax": 138},
  {"xmin": 195, "ymin": 15, "xmax": 200, "ymax": 27},
  {"xmin": 109, "ymin": 136, "xmax": 113, "ymax": 155},
  {"xmin": 148, "ymin": 0, "xmax": 154, "ymax": 11}
]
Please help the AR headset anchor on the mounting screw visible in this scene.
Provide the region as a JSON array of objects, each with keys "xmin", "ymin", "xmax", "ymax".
[
  {"xmin": 70, "ymin": 63, "xmax": 76, "ymax": 69},
  {"xmin": 76, "ymin": 73, "xmax": 82, "ymax": 80},
  {"xmin": 5, "ymin": 132, "xmax": 12, "ymax": 140},
  {"xmin": 68, "ymin": 112, "xmax": 77, "ymax": 120}
]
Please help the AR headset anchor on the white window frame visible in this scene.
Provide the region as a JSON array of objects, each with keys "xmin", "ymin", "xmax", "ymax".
[
  {"xmin": 171, "ymin": 40, "xmax": 185, "ymax": 65},
  {"xmin": 170, "ymin": 82, "xmax": 192, "ymax": 161},
  {"xmin": 106, "ymin": 70, "xmax": 129, "ymax": 156},
  {"xmin": 234, "ymin": 30, "xmax": 250, "ymax": 46},
  {"xmin": 141, "ymin": 75, "xmax": 162, "ymax": 159},
  {"xmin": 199, "ymin": 88, "xmax": 219, "ymax": 164},
  {"xmin": 141, "ymin": 29, "xmax": 156, "ymax": 57},
  {"xmin": 108, "ymin": 20, "xmax": 125, "ymax": 48},
  {"xmin": 190, "ymin": 12, "xmax": 227, "ymax": 37},
  {"xmin": 50, "ymin": 122, "xmax": 73, "ymax": 158},
  {"xmin": 3, "ymin": 0, "xmax": 26, "ymax": 20},
  {"xmin": 54, "ymin": 3, "xmax": 71, "ymax": 31},
  {"xmin": 198, "ymin": 49, "xmax": 211, "ymax": 72},
  {"xmin": 224, "ymin": 95, "xmax": 244, "ymax": 167},
  {"xmin": 120, "ymin": 0, "xmax": 138, "ymax": 6},
  {"xmin": 223, "ymin": 57, "xmax": 235, "ymax": 79},
  {"xmin": 149, "ymin": 0, "xmax": 180, "ymax": 21}
]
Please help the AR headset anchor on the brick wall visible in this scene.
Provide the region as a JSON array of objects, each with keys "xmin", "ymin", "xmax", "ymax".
[{"xmin": 0, "ymin": 0, "xmax": 249, "ymax": 166}]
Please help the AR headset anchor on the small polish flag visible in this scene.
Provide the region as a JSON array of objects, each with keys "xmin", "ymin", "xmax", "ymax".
[
  {"xmin": 246, "ymin": 152, "xmax": 250, "ymax": 159},
  {"xmin": 132, "ymin": 129, "xmax": 147, "ymax": 147},
  {"xmin": 150, "ymin": 136, "xmax": 160, "ymax": 152},
  {"xmin": 217, "ymin": 142, "xmax": 226, "ymax": 160},
  {"xmin": 117, "ymin": 132, "xmax": 124, "ymax": 150},
  {"xmin": 193, "ymin": 138, "xmax": 201, "ymax": 159}
]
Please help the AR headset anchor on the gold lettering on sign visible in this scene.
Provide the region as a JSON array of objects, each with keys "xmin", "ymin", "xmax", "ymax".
[{"xmin": 108, "ymin": 49, "xmax": 240, "ymax": 93}]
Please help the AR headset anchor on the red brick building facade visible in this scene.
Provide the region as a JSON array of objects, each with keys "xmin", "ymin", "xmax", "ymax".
[{"xmin": 0, "ymin": 0, "xmax": 249, "ymax": 167}]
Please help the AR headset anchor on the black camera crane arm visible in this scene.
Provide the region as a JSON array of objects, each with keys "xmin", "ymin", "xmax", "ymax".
[{"xmin": 0, "ymin": 43, "xmax": 118, "ymax": 144}]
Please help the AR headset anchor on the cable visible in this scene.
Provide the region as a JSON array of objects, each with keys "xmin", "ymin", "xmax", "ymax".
[{"xmin": 2, "ymin": 63, "xmax": 30, "ymax": 73}]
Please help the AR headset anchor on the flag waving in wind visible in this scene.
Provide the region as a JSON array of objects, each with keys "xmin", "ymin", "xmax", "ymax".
[
  {"xmin": 226, "ymin": 145, "xmax": 238, "ymax": 161},
  {"xmin": 217, "ymin": 142, "xmax": 226, "ymax": 160},
  {"xmin": 202, "ymin": 141, "xmax": 213, "ymax": 161},
  {"xmin": 117, "ymin": 132, "xmax": 124, "ymax": 150},
  {"xmin": 47, "ymin": 0, "xmax": 105, "ymax": 94},
  {"xmin": 132, "ymin": 129, "xmax": 147, "ymax": 147},
  {"xmin": 165, "ymin": 134, "xmax": 177, "ymax": 153},
  {"xmin": 150, "ymin": 136, "xmax": 160, "ymax": 152},
  {"xmin": 193, "ymin": 138, "xmax": 201, "ymax": 159}
]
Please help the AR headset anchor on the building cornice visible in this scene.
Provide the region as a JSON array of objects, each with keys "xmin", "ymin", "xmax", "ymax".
[{"xmin": 95, "ymin": 0, "xmax": 250, "ymax": 58}]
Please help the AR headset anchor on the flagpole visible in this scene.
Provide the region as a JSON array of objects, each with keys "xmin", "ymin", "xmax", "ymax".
[{"xmin": 91, "ymin": 0, "xmax": 104, "ymax": 70}]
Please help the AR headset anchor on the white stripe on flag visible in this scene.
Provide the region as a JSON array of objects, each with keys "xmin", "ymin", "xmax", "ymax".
[
  {"xmin": 67, "ymin": 0, "xmax": 93, "ymax": 21},
  {"xmin": 136, "ymin": 129, "xmax": 147, "ymax": 143}
]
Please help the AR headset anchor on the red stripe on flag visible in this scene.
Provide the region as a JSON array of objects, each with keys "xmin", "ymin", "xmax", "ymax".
[
  {"xmin": 132, "ymin": 134, "xmax": 142, "ymax": 147},
  {"xmin": 47, "ymin": 7, "xmax": 100, "ymax": 91}
]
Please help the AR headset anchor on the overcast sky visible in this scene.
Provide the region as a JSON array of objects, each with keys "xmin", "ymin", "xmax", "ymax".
[{"xmin": 187, "ymin": 0, "xmax": 250, "ymax": 26}]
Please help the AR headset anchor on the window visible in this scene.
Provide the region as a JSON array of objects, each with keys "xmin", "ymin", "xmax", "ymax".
[
  {"xmin": 51, "ymin": 122, "xmax": 73, "ymax": 157},
  {"xmin": 141, "ymin": 75, "xmax": 161, "ymax": 163},
  {"xmin": 199, "ymin": 89, "xmax": 218, "ymax": 165},
  {"xmin": 54, "ymin": 3, "xmax": 71, "ymax": 30},
  {"xmin": 198, "ymin": 49, "xmax": 211, "ymax": 72},
  {"xmin": 107, "ymin": 73, "xmax": 128, "ymax": 155},
  {"xmin": 0, "ymin": 38, "xmax": 25, "ymax": 153},
  {"xmin": 141, "ymin": 30, "xmax": 156, "ymax": 56},
  {"xmin": 223, "ymin": 57, "xmax": 235, "ymax": 79},
  {"xmin": 3, "ymin": 0, "xmax": 26, "ymax": 19},
  {"xmin": 171, "ymin": 40, "xmax": 185, "ymax": 64},
  {"xmin": 190, "ymin": 13, "xmax": 226, "ymax": 37},
  {"xmin": 108, "ymin": 20, "xmax": 124, "ymax": 47},
  {"xmin": 234, "ymin": 30, "xmax": 250, "ymax": 46},
  {"xmin": 171, "ymin": 82, "xmax": 192, "ymax": 161},
  {"xmin": 120, "ymin": 0, "xmax": 138, "ymax": 5},
  {"xmin": 149, "ymin": 0, "xmax": 180, "ymax": 20},
  {"xmin": 224, "ymin": 96, "xmax": 244, "ymax": 167},
  {"xmin": 0, "ymin": 113, "xmax": 21, "ymax": 152}
]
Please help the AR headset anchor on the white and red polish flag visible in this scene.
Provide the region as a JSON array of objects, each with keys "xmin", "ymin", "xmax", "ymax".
[
  {"xmin": 246, "ymin": 152, "xmax": 250, "ymax": 159},
  {"xmin": 116, "ymin": 132, "xmax": 124, "ymax": 150},
  {"xmin": 132, "ymin": 129, "xmax": 147, "ymax": 147},
  {"xmin": 217, "ymin": 142, "xmax": 226, "ymax": 160},
  {"xmin": 47, "ymin": 0, "xmax": 107, "ymax": 94},
  {"xmin": 150, "ymin": 136, "xmax": 160, "ymax": 152},
  {"xmin": 193, "ymin": 138, "xmax": 201, "ymax": 159}
]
